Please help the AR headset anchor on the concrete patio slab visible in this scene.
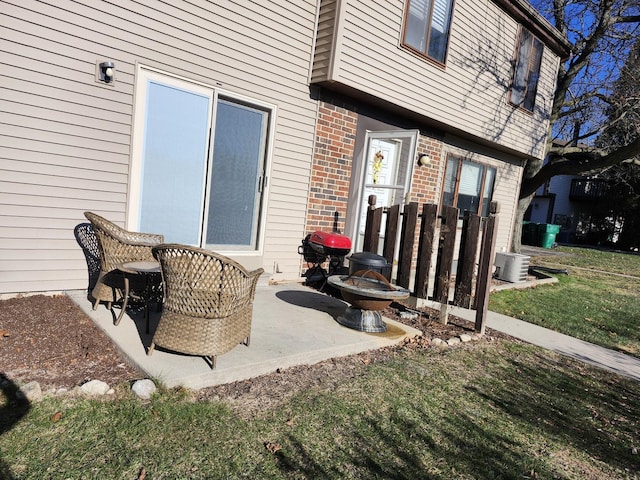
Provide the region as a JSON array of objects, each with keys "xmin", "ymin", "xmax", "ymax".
[{"xmin": 66, "ymin": 283, "xmax": 421, "ymax": 390}]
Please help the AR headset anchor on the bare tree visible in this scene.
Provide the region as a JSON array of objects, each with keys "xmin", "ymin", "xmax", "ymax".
[
  {"xmin": 594, "ymin": 38, "xmax": 640, "ymax": 248},
  {"xmin": 512, "ymin": 0, "xmax": 640, "ymax": 251},
  {"xmin": 599, "ymin": 37, "xmax": 640, "ymax": 153}
]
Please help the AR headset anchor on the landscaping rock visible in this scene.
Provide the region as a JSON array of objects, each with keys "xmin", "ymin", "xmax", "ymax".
[
  {"xmin": 132, "ymin": 379, "xmax": 157, "ymax": 400},
  {"xmin": 447, "ymin": 337, "xmax": 461, "ymax": 346},
  {"xmin": 17, "ymin": 381, "xmax": 42, "ymax": 403},
  {"xmin": 460, "ymin": 334, "xmax": 473, "ymax": 343},
  {"xmin": 80, "ymin": 379, "xmax": 111, "ymax": 396}
]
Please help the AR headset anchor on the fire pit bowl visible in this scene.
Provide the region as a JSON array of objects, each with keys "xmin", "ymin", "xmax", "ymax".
[{"xmin": 327, "ymin": 270, "xmax": 410, "ymax": 333}]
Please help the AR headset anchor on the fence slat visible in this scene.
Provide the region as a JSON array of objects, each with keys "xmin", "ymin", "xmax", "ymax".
[
  {"xmin": 363, "ymin": 195, "xmax": 382, "ymax": 253},
  {"xmin": 414, "ymin": 203, "xmax": 438, "ymax": 298},
  {"xmin": 474, "ymin": 215, "xmax": 498, "ymax": 334},
  {"xmin": 397, "ymin": 202, "xmax": 418, "ymax": 288},
  {"xmin": 454, "ymin": 211, "xmax": 481, "ymax": 308},
  {"xmin": 383, "ymin": 204, "xmax": 400, "ymax": 265},
  {"xmin": 433, "ymin": 205, "xmax": 458, "ymax": 304}
]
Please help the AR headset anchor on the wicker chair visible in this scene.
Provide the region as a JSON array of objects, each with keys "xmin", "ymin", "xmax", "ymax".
[
  {"xmin": 149, "ymin": 244, "xmax": 264, "ymax": 368},
  {"xmin": 84, "ymin": 212, "xmax": 164, "ymax": 312},
  {"xmin": 74, "ymin": 222, "xmax": 101, "ymax": 294}
]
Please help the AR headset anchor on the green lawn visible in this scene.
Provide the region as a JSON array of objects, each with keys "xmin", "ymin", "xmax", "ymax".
[
  {"xmin": 2, "ymin": 342, "xmax": 639, "ymax": 479},
  {"xmin": 534, "ymin": 246, "xmax": 640, "ymax": 276},
  {"xmin": 490, "ymin": 246, "xmax": 640, "ymax": 356}
]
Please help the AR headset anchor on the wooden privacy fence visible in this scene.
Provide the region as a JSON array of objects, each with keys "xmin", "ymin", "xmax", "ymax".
[{"xmin": 362, "ymin": 195, "xmax": 498, "ymax": 333}]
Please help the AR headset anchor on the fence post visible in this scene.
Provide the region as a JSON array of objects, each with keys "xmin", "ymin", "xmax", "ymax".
[
  {"xmin": 474, "ymin": 215, "xmax": 498, "ymax": 334},
  {"xmin": 363, "ymin": 195, "xmax": 382, "ymax": 253},
  {"xmin": 454, "ymin": 211, "xmax": 481, "ymax": 308},
  {"xmin": 434, "ymin": 205, "xmax": 459, "ymax": 324},
  {"xmin": 383, "ymin": 204, "xmax": 400, "ymax": 267},
  {"xmin": 414, "ymin": 203, "xmax": 438, "ymax": 299},
  {"xmin": 397, "ymin": 202, "xmax": 418, "ymax": 289}
]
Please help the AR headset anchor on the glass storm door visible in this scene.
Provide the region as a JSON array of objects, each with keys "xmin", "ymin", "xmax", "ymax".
[{"xmin": 353, "ymin": 130, "xmax": 418, "ymax": 252}]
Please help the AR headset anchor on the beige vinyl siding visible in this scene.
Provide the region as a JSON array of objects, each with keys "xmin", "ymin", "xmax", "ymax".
[
  {"xmin": 317, "ymin": 0, "xmax": 560, "ymax": 160},
  {"xmin": 0, "ymin": 0, "xmax": 319, "ymax": 294},
  {"xmin": 491, "ymin": 163, "xmax": 525, "ymax": 251}
]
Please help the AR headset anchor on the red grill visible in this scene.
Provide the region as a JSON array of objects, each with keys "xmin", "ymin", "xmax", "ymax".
[
  {"xmin": 308, "ymin": 231, "xmax": 351, "ymax": 258},
  {"xmin": 299, "ymin": 230, "xmax": 352, "ymax": 286}
]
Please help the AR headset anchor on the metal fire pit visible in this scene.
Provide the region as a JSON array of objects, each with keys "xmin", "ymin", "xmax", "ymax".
[{"xmin": 327, "ymin": 270, "xmax": 410, "ymax": 333}]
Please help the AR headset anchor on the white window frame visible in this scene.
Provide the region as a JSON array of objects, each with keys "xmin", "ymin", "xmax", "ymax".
[
  {"xmin": 441, "ymin": 155, "xmax": 496, "ymax": 218},
  {"xmin": 128, "ymin": 65, "xmax": 276, "ymax": 257}
]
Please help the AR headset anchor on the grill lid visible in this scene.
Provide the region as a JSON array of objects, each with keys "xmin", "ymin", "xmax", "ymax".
[
  {"xmin": 309, "ymin": 231, "xmax": 351, "ymax": 250},
  {"xmin": 347, "ymin": 252, "xmax": 389, "ymax": 268}
]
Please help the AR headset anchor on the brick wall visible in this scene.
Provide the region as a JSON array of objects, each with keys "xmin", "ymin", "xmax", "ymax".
[
  {"xmin": 302, "ymin": 99, "xmax": 446, "ymax": 280},
  {"xmin": 411, "ymin": 134, "xmax": 443, "ymax": 205},
  {"xmin": 305, "ymin": 101, "xmax": 357, "ymax": 234}
]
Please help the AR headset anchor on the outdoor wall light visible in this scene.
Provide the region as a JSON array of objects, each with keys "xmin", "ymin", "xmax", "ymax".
[
  {"xmin": 417, "ymin": 153, "xmax": 430, "ymax": 166},
  {"xmin": 98, "ymin": 61, "xmax": 115, "ymax": 83}
]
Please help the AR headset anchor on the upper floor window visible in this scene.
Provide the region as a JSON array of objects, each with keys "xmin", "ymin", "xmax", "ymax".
[
  {"xmin": 510, "ymin": 28, "xmax": 544, "ymax": 112},
  {"xmin": 403, "ymin": 0, "xmax": 454, "ymax": 64},
  {"xmin": 442, "ymin": 156, "xmax": 496, "ymax": 217}
]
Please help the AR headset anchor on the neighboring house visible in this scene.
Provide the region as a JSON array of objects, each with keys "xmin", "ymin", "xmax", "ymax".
[
  {"xmin": 527, "ymin": 174, "xmax": 613, "ymax": 244},
  {"xmin": 0, "ymin": 0, "xmax": 570, "ymax": 296},
  {"xmin": 525, "ymin": 141, "xmax": 614, "ymax": 245}
]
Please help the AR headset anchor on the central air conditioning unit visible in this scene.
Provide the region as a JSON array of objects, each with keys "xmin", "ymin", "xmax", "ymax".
[{"xmin": 494, "ymin": 252, "xmax": 530, "ymax": 283}]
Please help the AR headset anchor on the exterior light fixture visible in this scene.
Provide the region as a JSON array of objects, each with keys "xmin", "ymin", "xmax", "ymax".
[
  {"xmin": 98, "ymin": 61, "xmax": 115, "ymax": 84},
  {"xmin": 417, "ymin": 153, "xmax": 430, "ymax": 166}
]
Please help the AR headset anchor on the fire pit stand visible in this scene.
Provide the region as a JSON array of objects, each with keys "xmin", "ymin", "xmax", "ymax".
[{"xmin": 328, "ymin": 270, "xmax": 410, "ymax": 332}]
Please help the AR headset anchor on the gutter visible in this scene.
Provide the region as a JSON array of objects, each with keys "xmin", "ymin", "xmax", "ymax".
[{"xmin": 492, "ymin": 0, "xmax": 573, "ymax": 60}]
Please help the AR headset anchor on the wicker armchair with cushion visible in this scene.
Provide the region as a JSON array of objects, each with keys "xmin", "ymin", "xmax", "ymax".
[
  {"xmin": 84, "ymin": 212, "xmax": 164, "ymax": 315},
  {"xmin": 149, "ymin": 244, "xmax": 264, "ymax": 368}
]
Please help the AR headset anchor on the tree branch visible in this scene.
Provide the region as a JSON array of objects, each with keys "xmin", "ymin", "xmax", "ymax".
[{"xmin": 519, "ymin": 137, "xmax": 640, "ymax": 198}]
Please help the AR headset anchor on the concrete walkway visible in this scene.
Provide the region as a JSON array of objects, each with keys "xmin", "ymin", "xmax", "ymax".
[{"xmin": 424, "ymin": 300, "xmax": 640, "ymax": 382}]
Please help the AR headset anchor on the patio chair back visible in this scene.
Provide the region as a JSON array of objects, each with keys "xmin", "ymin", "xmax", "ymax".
[
  {"xmin": 149, "ymin": 243, "xmax": 264, "ymax": 368},
  {"xmin": 73, "ymin": 222, "xmax": 101, "ymax": 293},
  {"xmin": 84, "ymin": 211, "xmax": 164, "ymax": 308}
]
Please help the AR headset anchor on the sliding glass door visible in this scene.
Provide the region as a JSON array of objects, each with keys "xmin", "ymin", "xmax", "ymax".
[
  {"xmin": 205, "ymin": 99, "xmax": 268, "ymax": 250},
  {"xmin": 138, "ymin": 76, "xmax": 212, "ymax": 245},
  {"xmin": 131, "ymin": 68, "xmax": 271, "ymax": 251}
]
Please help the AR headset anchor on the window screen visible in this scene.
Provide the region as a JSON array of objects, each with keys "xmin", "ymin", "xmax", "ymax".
[{"xmin": 511, "ymin": 28, "xmax": 544, "ymax": 111}]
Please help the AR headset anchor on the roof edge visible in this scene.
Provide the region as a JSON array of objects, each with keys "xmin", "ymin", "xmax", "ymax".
[{"xmin": 492, "ymin": 0, "xmax": 572, "ymax": 60}]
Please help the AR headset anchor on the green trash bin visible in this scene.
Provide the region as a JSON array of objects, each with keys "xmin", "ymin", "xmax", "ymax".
[
  {"xmin": 522, "ymin": 222, "xmax": 538, "ymax": 245},
  {"xmin": 538, "ymin": 224, "xmax": 561, "ymax": 248}
]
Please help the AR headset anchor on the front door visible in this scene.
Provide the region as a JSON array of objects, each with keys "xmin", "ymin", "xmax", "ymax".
[{"xmin": 352, "ymin": 130, "xmax": 419, "ymax": 252}]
